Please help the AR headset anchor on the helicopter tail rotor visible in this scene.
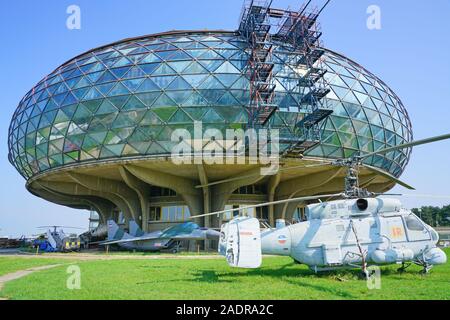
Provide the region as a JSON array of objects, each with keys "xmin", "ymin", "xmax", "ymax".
[{"xmin": 219, "ymin": 217, "xmax": 262, "ymax": 269}]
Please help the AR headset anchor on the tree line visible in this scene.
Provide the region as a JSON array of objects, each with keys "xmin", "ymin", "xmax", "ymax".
[{"xmin": 412, "ymin": 205, "xmax": 450, "ymax": 227}]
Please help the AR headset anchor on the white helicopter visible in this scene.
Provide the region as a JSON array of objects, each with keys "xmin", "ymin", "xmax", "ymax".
[{"xmin": 191, "ymin": 134, "xmax": 450, "ymax": 278}]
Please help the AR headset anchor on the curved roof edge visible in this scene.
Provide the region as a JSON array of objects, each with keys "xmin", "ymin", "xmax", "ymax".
[{"xmin": 58, "ymin": 30, "xmax": 238, "ymax": 72}]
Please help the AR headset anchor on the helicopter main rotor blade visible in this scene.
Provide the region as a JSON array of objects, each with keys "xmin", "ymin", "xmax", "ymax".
[
  {"xmin": 363, "ymin": 164, "xmax": 415, "ymax": 190},
  {"xmin": 189, "ymin": 193, "xmax": 344, "ymax": 219},
  {"xmin": 400, "ymin": 193, "xmax": 450, "ymax": 199},
  {"xmin": 195, "ymin": 162, "xmax": 332, "ymax": 189},
  {"xmin": 37, "ymin": 226, "xmax": 84, "ymax": 229},
  {"xmin": 360, "ymin": 133, "xmax": 450, "ymax": 160}
]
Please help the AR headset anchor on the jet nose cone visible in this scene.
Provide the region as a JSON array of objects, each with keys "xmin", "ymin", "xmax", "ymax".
[
  {"xmin": 206, "ymin": 229, "xmax": 221, "ymax": 240},
  {"xmin": 424, "ymin": 247, "xmax": 447, "ymax": 265}
]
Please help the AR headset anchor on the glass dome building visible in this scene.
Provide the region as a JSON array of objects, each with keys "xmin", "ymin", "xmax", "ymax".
[{"xmin": 7, "ymin": 30, "xmax": 413, "ymax": 232}]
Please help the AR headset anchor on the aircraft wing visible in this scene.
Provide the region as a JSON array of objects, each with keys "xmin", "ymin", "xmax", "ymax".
[
  {"xmin": 98, "ymin": 234, "xmax": 160, "ymax": 245},
  {"xmin": 168, "ymin": 229, "xmax": 221, "ymax": 241},
  {"xmin": 99, "ymin": 227, "xmax": 221, "ymax": 245}
]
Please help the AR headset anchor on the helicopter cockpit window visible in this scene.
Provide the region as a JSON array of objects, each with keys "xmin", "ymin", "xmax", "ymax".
[{"xmin": 405, "ymin": 215, "xmax": 425, "ymax": 231}]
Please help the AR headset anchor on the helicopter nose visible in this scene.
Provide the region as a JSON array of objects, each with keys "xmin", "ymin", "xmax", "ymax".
[{"xmin": 424, "ymin": 247, "xmax": 447, "ymax": 265}]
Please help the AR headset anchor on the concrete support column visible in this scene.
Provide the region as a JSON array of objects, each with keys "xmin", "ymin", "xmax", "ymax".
[
  {"xmin": 197, "ymin": 164, "xmax": 211, "ymax": 251},
  {"xmin": 267, "ymin": 172, "xmax": 281, "ymax": 226},
  {"xmin": 119, "ymin": 166, "xmax": 152, "ymax": 232},
  {"xmin": 87, "ymin": 199, "xmax": 117, "ymax": 224},
  {"xmin": 124, "ymin": 165, "xmax": 203, "ymax": 219},
  {"xmin": 210, "ymin": 167, "xmax": 266, "ymax": 226},
  {"xmin": 68, "ymin": 172, "xmax": 141, "ymax": 223}
]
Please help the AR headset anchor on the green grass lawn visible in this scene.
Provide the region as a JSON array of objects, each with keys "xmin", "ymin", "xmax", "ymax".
[
  {"xmin": 0, "ymin": 249, "xmax": 449, "ymax": 300},
  {"xmin": 0, "ymin": 257, "xmax": 74, "ymax": 277}
]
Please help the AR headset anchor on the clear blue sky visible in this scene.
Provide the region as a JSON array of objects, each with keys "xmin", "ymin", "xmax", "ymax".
[{"xmin": 1, "ymin": 0, "xmax": 449, "ymax": 237}]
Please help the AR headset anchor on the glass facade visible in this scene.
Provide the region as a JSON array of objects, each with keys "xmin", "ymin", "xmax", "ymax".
[
  {"xmin": 149, "ymin": 205, "xmax": 190, "ymax": 222},
  {"xmin": 8, "ymin": 31, "xmax": 412, "ymax": 180}
]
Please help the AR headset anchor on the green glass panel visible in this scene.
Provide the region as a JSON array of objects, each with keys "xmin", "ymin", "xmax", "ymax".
[
  {"xmin": 127, "ymin": 127, "xmax": 151, "ymax": 142},
  {"xmin": 122, "ymin": 78, "xmax": 145, "ymax": 92},
  {"xmin": 214, "ymin": 61, "xmax": 241, "ymax": 74},
  {"xmin": 184, "ymin": 42, "xmax": 207, "ymax": 50},
  {"xmin": 156, "ymin": 126, "xmax": 174, "ymax": 141},
  {"xmin": 201, "ymin": 109, "xmax": 223, "ymax": 122},
  {"xmin": 97, "ymin": 71, "xmax": 117, "ymax": 83},
  {"xmin": 124, "ymin": 66, "xmax": 146, "ymax": 79},
  {"xmin": 135, "ymin": 92, "xmax": 161, "ymax": 107},
  {"xmin": 108, "ymin": 96, "xmax": 130, "ymax": 109},
  {"xmin": 49, "ymin": 154, "xmax": 63, "ymax": 166},
  {"xmin": 182, "ymin": 62, "xmax": 208, "ymax": 74},
  {"xmin": 155, "ymin": 50, "xmax": 176, "ymax": 60},
  {"xmin": 216, "ymin": 92, "xmax": 240, "ymax": 106},
  {"xmin": 230, "ymin": 77, "xmax": 248, "ymax": 90},
  {"xmin": 166, "ymin": 90, "xmax": 192, "ymax": 104},
  {"xmin": 199, "ymin": 60, "xmax": 223, "ymax": 72},
  {"xmin": 111, "ymin": 111, "xmax": 143, "ymax": 128},
  {"xmin": 122, "ymin": 144, "xmax": 140, "ymax": 155},
  {"xmin": 198, "ymin": 50, "xmax": 220, "ymax": 60},
  {"xmin": 113, "ymin": 57, "xmax": 133, "ymax": 68},
  {"xmin": 82, "ymin": 99, "xmax": 103, "ymax": 114},
  {"xmin": 181, "ymin": 74, "xmax": 208, "ymax": 88},
  {"xmin": 86, "ymin": 71, "xmax": 103, "ymax": 83},
  {"xmin": 97, "ymin": 100, "xmax": 118, "ymax": 115},
  {"xmin": 108, "ymin": 83, "xmax": 131, "ymax": 96},
  {"xmin": 152, "ymin": 94, "xmax": 176, "ymax": 108},
  {"xmin": 72, "ymin": 104, "xmax": 92, "ymax": 122},
  {"xmin": 199, "ymin": 90, "xmax": 227, "ymax": 104},
  {"xmin": 216, "ymin": 74, "xmax": 240, "ymax": 87},
  {"xmin": 61, "ymin": 93, "xmax": 78, "ymax": 106},
  {"xmin": 140, "ymin": 53, "xmax": 162, "ymax": 64},
  {"xmin": 152, "ymin": 63, "xmax": 177, "ymax": 76},
  {"xmin": 138, "ymin": 125, "xmax": 163, "ymax": 140},
  {"xmin": 147, "ymin": 142, "xmax": 168, "ymax": 154},
  {"xmin": 72, "ymin": 77, "xmax": 91, "ymax": 90},
  {"xmin": 167, "ymin": 60, "xmax": 191, "ymax": 73},
  {"xmin": 122, "ymin": 96, "xmax": 146, "ymax": 111},
  {"xmin": 212, "ymin": 106, "xmax": 242, "ymax": 123},
  {"xmin": 168, "ymin": 109, "xmax": 192, "ymax": 124},
  {"xmin": 111, "ymin": 127, "xmax": 135, "ymax": 140},
  {"xmin": 110, "ymin": 66, "xmax": 132, "ymax": 78},
  {"xmin": 152, "ymin": 106, "xmax": 177, "ymax": 122},
  {"xmin": 69, "ymin": 89, "xmax": 86, "ymax": 102},
  {"xmin": 139, "ymin": 63, "xmax": 160, "ymax": 75},
  {"xmin": 96, "ymin": 82, "xmax": 115, "ymax": 95},
  {"xmin": 151, "ymin": 76, "xmax": 176, "ymax": 89},
  {"xmin": 135, "ymin": 78, "xmax": 160, "ymax": 93},
  {"xmin": 84, "ymin": 87, "xmax": 104, "ymax": 100},
  {"xmin": 182, "ymin": 107, "xmax": 208, "ymax": 121},
  {"xmin": 185, "ymin": 49, "xmax": 208, "ymax": 58},
  {"xmin": 198, "ymin": 76, "xmax": 226, "ymax": 90},
  {"xmin": 166, "ymin": 77, "xmax": 193, "ymax": 91}
]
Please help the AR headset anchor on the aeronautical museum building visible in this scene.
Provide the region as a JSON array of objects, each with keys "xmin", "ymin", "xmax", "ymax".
[{"xmin": 8, "ymin": 1, "xmax": 413, "ymax": 241}]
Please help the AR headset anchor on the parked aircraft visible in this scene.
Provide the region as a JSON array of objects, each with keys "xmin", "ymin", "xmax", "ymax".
[
  {"xmin": 192, "ymin": 133, "xmax": 450, "ymax": 278},
  {"xmin": 100, "ymin": 220, "xmax": 220, "ymax": 253}
]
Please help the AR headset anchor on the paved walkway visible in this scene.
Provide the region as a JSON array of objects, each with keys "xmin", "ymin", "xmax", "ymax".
[{"xmin": 0, "ymin": 264, "xmax": 62, "ymax": 300}]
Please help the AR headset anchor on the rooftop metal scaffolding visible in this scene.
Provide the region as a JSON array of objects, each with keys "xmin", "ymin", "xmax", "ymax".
[{"xmin": 238, "ymin": 0, "xmax": 333, "ymax": 156}]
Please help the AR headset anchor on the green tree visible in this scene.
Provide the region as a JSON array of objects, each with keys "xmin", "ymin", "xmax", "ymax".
[{"xmin": 412, "ymin": 205, "xmax": 450, "ymax": 227}]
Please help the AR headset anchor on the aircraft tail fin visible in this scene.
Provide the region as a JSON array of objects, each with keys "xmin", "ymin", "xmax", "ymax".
[
  {"xmin": 107, "ymin": 220, "xmax": 125, "ymax": 241},
  {"xmin": 129, "ymin": 220, "xmax": 145, "ymax": 237},
  {"xmin": 218, "ymin": 217, "xmax": 262, "ymax": 269}
]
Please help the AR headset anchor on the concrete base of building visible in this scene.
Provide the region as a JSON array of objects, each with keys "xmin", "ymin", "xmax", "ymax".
[{"xmin": 26, "ymin": 156, "xmax": 395, "ymax": 232}]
